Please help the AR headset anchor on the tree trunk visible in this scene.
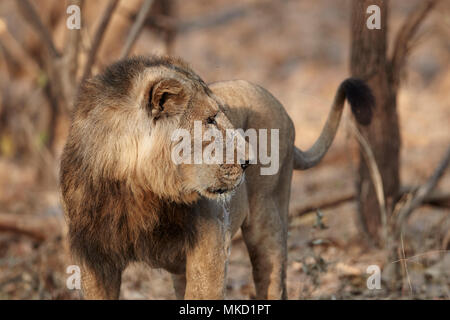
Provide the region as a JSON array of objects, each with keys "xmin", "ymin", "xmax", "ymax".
[{"xmin": 350, "ymin": 0, "xmax": 401, "ymax": 245}]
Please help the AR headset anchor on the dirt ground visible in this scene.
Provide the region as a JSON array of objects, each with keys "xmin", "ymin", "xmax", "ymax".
[{"xmin": 0, "ymin": 0, "xmax": 449, "ymax": 299}]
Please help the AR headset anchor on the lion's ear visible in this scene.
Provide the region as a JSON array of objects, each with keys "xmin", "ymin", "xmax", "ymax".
[{"xmin": 148, "ymin": 78, "xmax": 188, "ymax": 120}]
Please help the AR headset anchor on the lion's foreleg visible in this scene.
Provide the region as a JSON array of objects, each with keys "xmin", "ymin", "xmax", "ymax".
[
  {"xmin": 184, "ymin": 217, "xmax": 229, "ymax": 299},
  {"xmin": 80, "ymin": 264, "xmax": 122, "ymax": 300}
]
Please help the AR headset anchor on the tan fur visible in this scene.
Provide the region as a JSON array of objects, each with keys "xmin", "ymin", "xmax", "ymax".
[{"xmin": 60, "ymin": 56, "xmax": 372, "ymax": 299}]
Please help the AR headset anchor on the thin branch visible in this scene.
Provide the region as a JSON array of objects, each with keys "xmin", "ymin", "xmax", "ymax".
[
  {"xmin": 63, "ymin": 0, "xmax": 84, "ymax": 103},
  {"xmin": 139, "ymin": 1, "xmax": 268, "ymax": 34},
  {"xmin": 0, "ymin": 18, "xmax": 40, "ymax": 76},
  {"xmin": 16, "ymin": 0, "xmax": 60, "ymax": 58},
  {"xmin": 396, "ymin": 145, "xmax": 450, "ymax": 230},
  {"xmin": 120, "ymin": 0, "xmax": 154, "ymax": 59},
  {"xmin": 81, "ymin": 0, "xmax": 120, "ymax": 83},
  {"xmin": 350, "ymin": 121, "xmax": 388, "ymax": 244},
  {"xmin": 400, "ymin": 185, "xmax": 450, "ymax": 208},
  {"xmin": 390, "ymin": 0, "xmax": 439, "ymax": 81}
]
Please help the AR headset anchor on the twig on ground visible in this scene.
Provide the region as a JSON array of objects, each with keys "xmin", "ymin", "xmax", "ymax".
[
  {"xmin": 400, "ymin": 233, "xmax": 413, "ymax": 296},
  {"xmin": 0, "ymin": 213, "xmax": 62, "ymax": 242},
  {"xmin": 292, "ymin": 193, "xmax": 355, "ymax": 217},
  {"xmin": 290, "ymin": 187, "xmax": 450, "ymax": 219}
]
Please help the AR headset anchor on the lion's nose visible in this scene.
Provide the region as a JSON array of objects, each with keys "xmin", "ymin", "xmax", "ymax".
[{"xmin": 240, "ymin": 159, "xmax": 250, "ymax": 171}]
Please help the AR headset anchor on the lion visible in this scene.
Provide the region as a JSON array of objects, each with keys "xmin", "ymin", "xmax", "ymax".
[{"xmin": 60, "ymin": 56, "xmax": 373, "ymax": 299}]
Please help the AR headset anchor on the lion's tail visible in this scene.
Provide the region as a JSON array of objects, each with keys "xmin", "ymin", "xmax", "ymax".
[{"xmin": 293, "ymin": 78, "xmax": 374, "ymax": 170}]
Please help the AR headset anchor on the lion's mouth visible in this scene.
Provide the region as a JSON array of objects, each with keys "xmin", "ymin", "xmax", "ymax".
[{"xmin": 207, "ymin": 187, "xmax": 231, "ymax": 194}]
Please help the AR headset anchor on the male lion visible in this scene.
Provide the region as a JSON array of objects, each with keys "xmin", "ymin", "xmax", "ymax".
[{"xmin": 60, "ymin": 56, "xmax": 373, "ymax": 299}]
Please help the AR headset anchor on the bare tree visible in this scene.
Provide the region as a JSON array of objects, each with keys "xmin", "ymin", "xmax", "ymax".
[
  {"xmin": 350, "ymin": 0, "xmax": 439, "ymax": 245},
  {"xmin": 14, "ymin": 0, "xmax": 156, "ymax": 156},
  {"xmin": 16, "ymin": 0, "xmax": 84, "ymax": 154}
]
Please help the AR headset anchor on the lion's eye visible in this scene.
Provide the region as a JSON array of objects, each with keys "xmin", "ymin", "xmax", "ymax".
[{"xmin": 207, "ymin": 116, "xmax": 216, "ymax": 125}]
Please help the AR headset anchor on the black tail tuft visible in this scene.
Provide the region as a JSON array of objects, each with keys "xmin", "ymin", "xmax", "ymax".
[{"xmin": 340, "ymin": 78, "xmax": 375, "ymax": 126}]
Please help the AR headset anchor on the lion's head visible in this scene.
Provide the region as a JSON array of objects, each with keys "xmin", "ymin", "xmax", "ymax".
[{"xmin": 71, "ymin": 56, "xmax": 249, "ymax": 204}]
